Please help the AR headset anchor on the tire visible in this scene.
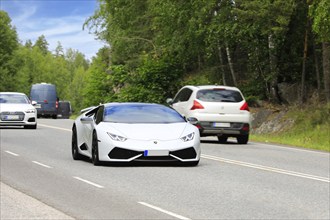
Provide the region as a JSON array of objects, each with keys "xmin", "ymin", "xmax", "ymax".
[
  {"xmin": 72, "ymin": 126, "xmax": 83, "ymax": 160},
  {"xmin": 24, "ymin": 124, "xmax": 37, "ymax": 129},
  {"xmin": 184, "ymin": 160, "xmax": 200, "ymax": 166},
  {"xmin": 217, "ymin": 135, "xmax": 228, "ymax": 143},
  {"xmin": 237, "ymin": 134, "xmax": 249, "ymax": 144},
  {"xmin": 52, "ymin": 114, "xmax": 57, "ymax": 119},
  {"xmin": 92, "ymin": 132, "xmax": 101, "ymax": 166}
]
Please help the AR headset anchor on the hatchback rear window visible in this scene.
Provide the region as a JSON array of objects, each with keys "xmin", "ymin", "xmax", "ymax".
[{"xmin": 196, "ymin": 89, "xmax": 243, "ymax": 102}]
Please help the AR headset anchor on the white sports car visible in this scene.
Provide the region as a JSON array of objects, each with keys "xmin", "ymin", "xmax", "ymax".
[
  {"xmin": 0, "ymin": 92, "xmax": 37, "ymax": 129},
  {"xmin": 72, "ymin": 103, "xmax": 201, "ymax": 166}
]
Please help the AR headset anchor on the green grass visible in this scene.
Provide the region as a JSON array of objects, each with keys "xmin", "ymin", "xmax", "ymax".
[{"xmin": 251, "ymin": 104, "xmax": 330, "ymax": 152}]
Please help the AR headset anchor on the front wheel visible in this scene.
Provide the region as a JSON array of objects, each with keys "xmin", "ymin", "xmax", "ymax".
[
  {"xmin": 237, "ymin": 134, "xmax": 249, "ymax": 144},
  {"xmin": 92, "ymin": 132, "xmax": 101, "ymax": 166},
  {"xmin": 72, "ymin": 126, "xmax": 83, "ymax": 160}
]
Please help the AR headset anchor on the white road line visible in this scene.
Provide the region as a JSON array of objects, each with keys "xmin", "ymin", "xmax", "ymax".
[
  {"xmin": 5, "ymin": 151, "xmax": 19, "ymax": 156},
  {"xmin": 38, "ymin": 124, "xmax": 71, "ymax": 132},
  {"xmin": 73, "ymin": 176, "xmax": 104, "ymax": 188},
  {"xmin": 32, "ymin": 161, "xmax": 52, "ymax": 168},
  {"xmin": 202, "ymin": 154, "xmax": 330, "ymax": 183},
  {"xmin": 138, "ymin": 202, "xmax": 191, "ymax": 220},
  {"xmin": 252, "ymin": 141, "xmax": 330, "ymax": 155}
]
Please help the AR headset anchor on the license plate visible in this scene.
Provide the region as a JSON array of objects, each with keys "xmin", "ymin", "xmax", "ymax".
[
  {"xmin": 4, "ymin": 115, "xmax": 20, "ymax": 120},
  {"xmin": 213, "ymin": 122, "xmax": 230, "ymax": 128},
  {"xmin": 144, "ymin": 150, "xmax": 169, "ymax": 156},
  {"xmin": 35, "ymin": 104, "xmax": 41, "ymax": 108}
]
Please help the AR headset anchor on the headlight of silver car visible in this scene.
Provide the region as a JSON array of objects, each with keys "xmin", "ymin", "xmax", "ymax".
[
  {"xmin": 107, "ymin": 132, "xmax": 127, "ymax": 142},
  {"xmin": 25, "ymin": 109, "xmax": 36, "ymax": 113},
  {"xmin": 181, "ymin": 132, "xmax": 195, "ymax": 142}
]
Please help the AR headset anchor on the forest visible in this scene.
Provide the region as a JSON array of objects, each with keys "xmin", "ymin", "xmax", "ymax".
[{"xmin": 1, "ymin": 0, "xmax": 329, "ymax": 113}]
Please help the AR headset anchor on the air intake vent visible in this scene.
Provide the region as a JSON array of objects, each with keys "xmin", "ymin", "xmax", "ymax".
[
  {"xmin": 171, "ymin": 147, "xmax": 197, "ymax": 159},
  {"xmin": 109, "ymin": 147, "xmax": 142, "ymax": 159}
]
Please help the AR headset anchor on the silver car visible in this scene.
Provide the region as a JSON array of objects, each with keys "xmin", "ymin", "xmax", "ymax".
[{"xmin": 0, "ymin": 92, "xmax": 37, "ymax": 129}]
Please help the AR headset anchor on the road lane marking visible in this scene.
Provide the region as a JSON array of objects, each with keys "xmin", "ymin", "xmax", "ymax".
[
  {"xmin": 38, "ymin": 124, "xmax": 71, "ymax": 132},
  {"xmin": 252, "ymin": 141, "xmax": 330, "ymax": 155},
  {"xmin": 202, "ymin": 154, "xmax": 330, "ymax": 183},
  {"xmin": 32, "ymin": 161, "xmax": 52, "ymax": 168},
  {"xmin": 138, "ymin": 202, "xmax": 191, "ymax": 220},
  {"xmin": 5, "ymin": 151, "xmax": 19, "ymax": 156},
  {"xmin": 73, "ymin": 176, "xmax": 104, "ymax": 188}
]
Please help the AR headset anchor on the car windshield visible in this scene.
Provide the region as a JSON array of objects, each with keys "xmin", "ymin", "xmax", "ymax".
[
  {"xmin": 196, "ymin": 89, "xmax": 243, "ymax": 102},
  {"xmin": 103, "ymin": 104, "xmax": 185, "ymax": 123},
  {"xmin": 0, "ymin": 94, "xmax": 30, "ymax": 104}
]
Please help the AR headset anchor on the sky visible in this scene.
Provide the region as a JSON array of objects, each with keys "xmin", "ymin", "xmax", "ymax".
[{"xmin": 0, "ymin": 0, "xmax": 106, "ymax": 60}]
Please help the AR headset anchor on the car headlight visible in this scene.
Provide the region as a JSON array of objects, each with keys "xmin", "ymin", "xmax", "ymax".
[
  {"xmin": 25, "ymin": 109, "xmax": 36, "ymax": 113},
  {"xmin": 181, "ymin": 132, "xmax": 195, "ymax": 142},
  {"xmin": 107, "ymin": 132, "xmax": 127, "ymax": 142}
]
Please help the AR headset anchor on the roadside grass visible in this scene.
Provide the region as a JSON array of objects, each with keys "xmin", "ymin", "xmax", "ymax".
[{"xmin": 251, "ymin": 104, "xmax": 330, "ymax": 152}]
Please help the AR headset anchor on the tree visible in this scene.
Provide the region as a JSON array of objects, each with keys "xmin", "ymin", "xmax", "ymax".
[
  {"xmin": 0, "ymin": 10, "xmax": 19, "ymax": 91},
  {"xmin": 310, "ymin": 0, "xmax": 330, "ymax": 102},
  {"xmin": 33, "ymin": 35, "xmax": 49, "ymax": 55}
]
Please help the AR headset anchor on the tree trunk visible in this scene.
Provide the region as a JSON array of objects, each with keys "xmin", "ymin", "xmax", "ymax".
[
  {"xmin": 225, "ymin": 43, "xmax": 237, "ymax": 87},
  {"xmin": 268, "ymin": 34, "xmax": 280, "ymax": 103},
  {"xmin": 322, "ymin": 42, "xmax": 330, "ymax": 103},
  {"xmin": 218, "ymin": 46, "xmax": 227, "ymax": 86},
  {"xmin": 313, "ymin": 41, "xmax": 321, "ymax": 98},
  {"xmin": 300, "ymin": 26, "xmax": 308, "ymax": 104}
]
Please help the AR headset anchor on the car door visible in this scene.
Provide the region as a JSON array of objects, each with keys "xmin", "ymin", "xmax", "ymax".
[
  {"xmin": 81, "ymin": 107, "xmax": 101, "ymax": 151},
  {"xmin": 172, "ymin": 88, "xmax": 193, "ymax": 117}
]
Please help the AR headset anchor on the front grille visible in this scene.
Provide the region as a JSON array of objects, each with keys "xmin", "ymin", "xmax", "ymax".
[
  {"xmin": 0, "ymin": 112, "xmax": 25, "ymax": 121},
  {"xmin": 109, "ymin": 147, "xmax": 142, "ymax": 159},
  {"xmin": 135, "ymin": 156, "xmax": 177, "ymax": 162},
  {"xmin": 171, "ymin": 147, "xmax": 197, "ymax": 159}
]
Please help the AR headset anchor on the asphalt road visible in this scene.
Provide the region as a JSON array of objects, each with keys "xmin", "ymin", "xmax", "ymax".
[{"xmin": 1, "ymin": 119, "xmax": 329, "ymax": 219}]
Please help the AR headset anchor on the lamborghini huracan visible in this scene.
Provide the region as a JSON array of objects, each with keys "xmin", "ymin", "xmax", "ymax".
[{"xmin": 72, "ymin": 103, "xmax": 201, "ymax": 166}]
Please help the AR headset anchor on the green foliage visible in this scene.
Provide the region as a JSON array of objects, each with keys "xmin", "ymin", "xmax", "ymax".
[
  {"xmin": 310, "ymin": 0, "xmax": 330, "ymax": 42},
  {"xmin": 0, "ymin": 10, "xmax": 19, "ymax": 92},
  {"xmin": 82, "ymin": 47, "xmax": 113, "ymax": 107},
  {"xmin": 108, "ymin": 55, "xmax": 183, "ymax": 104}
]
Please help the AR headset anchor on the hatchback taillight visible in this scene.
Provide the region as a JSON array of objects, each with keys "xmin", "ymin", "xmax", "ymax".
[
  {"xmin": 191, "ymin": 100, "xmax": 204, "ymax": 110},
  {"xmin": 240, "ymin": 102, "xmax": 250, "ymax": 111}
]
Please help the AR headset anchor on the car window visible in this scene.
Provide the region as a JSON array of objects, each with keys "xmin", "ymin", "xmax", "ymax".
[
  {"xmin": 196, "ymin": 89, "xmax": 243, "ymax": 102},
  {"xmin": 173, "ymin": 88, "xmax": 192, "ymax": 103},
  {"xmin": 95, "ymin": 106, "xmax": 104, "ymax": 124},
  {"xmin": 103, "ymin": 104, "xmax": 185, "ymax": 124},
  {"xmin": 0, "ymin": 94, "xmax": 29, "ymax": 104}
]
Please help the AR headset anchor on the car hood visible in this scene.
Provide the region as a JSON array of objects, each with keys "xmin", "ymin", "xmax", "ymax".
[
  {"xmin": 99, "ymin": 122, "xmax": 190, "ymax": 141},
  {"xmin": 0, "ymin": 103, "xmax": 34, "ymax": 112}
]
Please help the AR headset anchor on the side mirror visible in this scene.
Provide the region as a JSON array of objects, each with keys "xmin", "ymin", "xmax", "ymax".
[
  {"xmin": 80, "ymin": 117, "xmax": 93, "ymax": 124},
  {"xmin": 187, "ymin": 117, "xmax": 198, "ymax": 125},
  {"xmin": 166, "ymin": 98, "xmax": 173, "ymax": 105},
  {"xmin": 31, "ymin": 101, "xmax": 37, "ymax": 105}
]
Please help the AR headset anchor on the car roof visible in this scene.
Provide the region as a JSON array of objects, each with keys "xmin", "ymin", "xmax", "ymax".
[
  {"xmin": 184, "ymin": 85, "xmax": 240, "ymax": 91},
  {"xmin": 103, "ymin": 102, "xmax": 164, "ymax": 108}
]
